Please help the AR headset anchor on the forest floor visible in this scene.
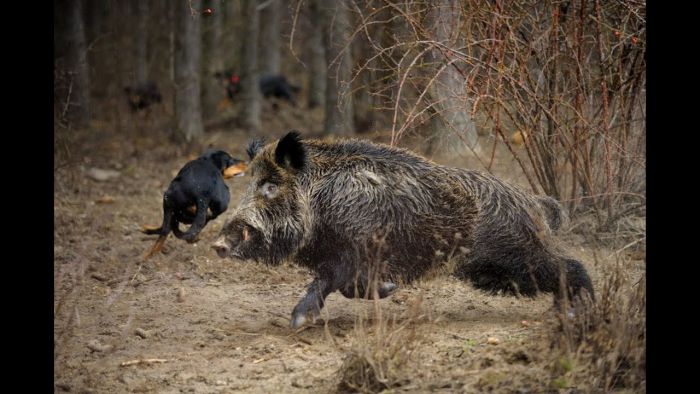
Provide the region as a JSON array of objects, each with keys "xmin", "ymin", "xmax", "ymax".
[{"xmin": 54, "ymin": 100, "xmax": 645, "ymax": 393}]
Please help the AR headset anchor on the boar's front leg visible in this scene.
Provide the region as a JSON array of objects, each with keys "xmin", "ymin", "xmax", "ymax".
[{"xmin": 291, "ymin": 277, "xmax": 336, "ymax": 329}]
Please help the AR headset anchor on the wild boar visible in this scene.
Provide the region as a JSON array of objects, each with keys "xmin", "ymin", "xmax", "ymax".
[{"xmin": 212, "ymin": 131, "xmax": 593, "ymax": 328}]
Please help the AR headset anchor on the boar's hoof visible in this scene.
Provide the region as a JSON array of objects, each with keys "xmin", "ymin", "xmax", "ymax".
[
  {"xmin": 290, "ymin": 314, "xmax": 307, "ymax": 329},
  {"xmin": 340, "ymin": 282, "xmax": 398, "ymax": 299},
  {"xmin": 378, "ymin": 282, "xmax": 398, "ymax": 298},
  {"xmin": 290, "ymin": 308, "xmax": 320, "ymax": 329},
  {"xmin": 340, "ymin": 281, "xmax": 398, "ymax": 299}
]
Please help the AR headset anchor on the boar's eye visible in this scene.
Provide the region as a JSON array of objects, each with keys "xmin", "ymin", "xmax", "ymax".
[{"xmin": 260, "ymin": 182, "xmax": 279, "ymax": 199}]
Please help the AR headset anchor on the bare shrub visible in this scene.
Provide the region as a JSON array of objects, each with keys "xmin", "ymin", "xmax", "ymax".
[
  {"xmin": 335, "ymin": 289, "xmax": 424, "ymax": 393},
  {"xmin": 349, "ymin": 0, "xmax": 646, "ymax": 230},
  {"xmin": 546, "ymin": 255, "xmax": 645, "ymax": 391}
]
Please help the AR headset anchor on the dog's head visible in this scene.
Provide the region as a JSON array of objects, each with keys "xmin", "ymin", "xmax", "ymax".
[{"xmin": 201, "ymin": 150, "xmax": 248, "ymax": 179}]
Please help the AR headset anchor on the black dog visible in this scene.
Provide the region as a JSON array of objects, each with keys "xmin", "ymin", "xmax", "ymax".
[
  {"xmin": 259, "ymin": 74, "xmax": 300, "ymax": 106},
  {"xmin": 142, "ymin": 150, "xmax": 247, "ymax": 258},
  {"xmin": 124, "ymin": 81, "xmax": 162, "ymax": 112},
  {"xmin": 215, "ymin": 71, "xmax": 300, "ymax": 106}
]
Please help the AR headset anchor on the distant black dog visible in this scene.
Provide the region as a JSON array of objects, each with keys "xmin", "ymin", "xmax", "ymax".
[
  {"xmin": 215, "ymin": 71, "xmax": 300, "ymax": 106},
  {"xmin": 259, "ymin": 74, "xmax": 300, "ymax": 105},
  {"xmin": 142, "ymin": 150, "xmax": 247, "ymax": 259},
  {"xmin": 124, "ymin": 81, "xmax": 162, "ymax": 112}
]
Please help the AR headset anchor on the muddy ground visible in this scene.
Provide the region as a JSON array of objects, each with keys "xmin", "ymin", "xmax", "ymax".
[{"xmin": 54, "ymin": 102, "xmax": 645, "ymax": 393}]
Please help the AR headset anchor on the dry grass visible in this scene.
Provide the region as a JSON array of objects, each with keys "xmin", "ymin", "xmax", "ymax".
[
  {"xmin": 335, "ymin": 293, "xmax": 425, "ymax": 393},
  {"xmin": 332, "ymin": 234, "xmax": 645, "ymax": 393},
  {"xmin": 531, "ymin": 253, "xmax": 646, "ymax": 392}
]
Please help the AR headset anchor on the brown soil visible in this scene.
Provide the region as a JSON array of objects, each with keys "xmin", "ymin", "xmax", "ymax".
[{"xmin": 54, "ymin": 105, "xmax": 643, "ymax": 393}]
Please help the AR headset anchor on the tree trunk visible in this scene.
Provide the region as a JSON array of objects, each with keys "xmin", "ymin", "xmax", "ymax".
[
  {"xmin": 133, "ymin": 0, "xmax": 149, "ymax": 85},
  {"xmin": 56, "ymin": 0, "xmax": 91, "ymax": 129},
  {"xmin": 259, "ymin": 0, "xmax": 281, "ymax": 75},
  {"xmin": 352, "ymin": 40, "xmax": 371, "ymax": 133},
  {"xmin": 156, "ymin": 0, "xmax": 176, "ymax": 117},
  {"xmin": 174, "ymin": 0, "xmax": 204, "ymax": 143},
  {"xmin": 322, "ymin": 0, "xmax": 354, "ymax": 135},
  {"xmin": 83, "ymin": 0, "xmax": 105, "ymax": 44},
  {"xmin": 202, "ymin": 0, "xmax": 224, "ymax": 120},
  {"xmin": 307, "ymin": 0, "xmax": 326, "ymax": 109},
  {"xmin": 426, "ymin": 0, "xmax": 480, "ymax": 155},
  {"xmin": 150, "ymin": 0, "xmax": 174, "ymax": 98},
  {"xmin": 164, "ymin": 0, "xmax": 178, "ymax": 83},
  {"xmin": 224, "ymin": 0, "xmax": 241, "ymax": 70},
  {"xmin": 240, "ymin": 0, "xmax": 261, "ymax": 131}
]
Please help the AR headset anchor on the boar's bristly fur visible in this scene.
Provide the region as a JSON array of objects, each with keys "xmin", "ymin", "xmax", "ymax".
[{"xmin": 213, "ymin": 131, "xmax": 594, "ymax": 328}]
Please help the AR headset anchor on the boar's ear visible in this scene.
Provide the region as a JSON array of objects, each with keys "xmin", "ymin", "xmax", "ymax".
[
  {"xmin": 275, "ymin": 131, "xmax": 306, "ymax": 171},
  {"xmin": 246, "ymin": 138, "xmax": 266, "ymax": 161}
]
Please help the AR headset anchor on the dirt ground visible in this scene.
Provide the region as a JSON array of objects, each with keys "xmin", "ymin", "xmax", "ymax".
[{"xmin": 54, "ymin": 103, "xmax": 644, "ymax": 393}]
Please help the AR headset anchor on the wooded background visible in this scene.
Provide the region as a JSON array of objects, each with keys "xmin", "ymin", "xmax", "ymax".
[{"xmin": 54, "ymin": 0, "xmax": 646, "ymax": 229}]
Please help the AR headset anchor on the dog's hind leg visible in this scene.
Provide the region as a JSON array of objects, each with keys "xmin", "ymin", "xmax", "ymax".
[
  {"xmin": 142, "ymin": 196, "xmax": 175, "ymax": 235},
  {"xmin": 144, "ymin": 235, "xmax": 167, "ymax": 260},
  {"xmin": 177, "ymin": 199, "xmax": 209, "ymax": 243},
  {"xmin": 143, "ymin": 204, "xmax": 174, "ymax": 259},
  {"xmin": 172, "ymin": 221, "xmax": 186, "ymax": 238}
]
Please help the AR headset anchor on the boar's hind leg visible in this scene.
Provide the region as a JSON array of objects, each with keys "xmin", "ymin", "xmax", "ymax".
[
  {"xmin": 290, "ymin": 278, "xmax": 336, "ymax": 329},
  {"xmin": 456, "ymin": 247, "xmax": 594, "ymax": 305},
  {"xmin": 339, "ymin": 273, "xmax": 397, "ymax": 300}
]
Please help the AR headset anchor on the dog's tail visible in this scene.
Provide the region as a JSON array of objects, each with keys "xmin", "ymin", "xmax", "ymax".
[
  {"xmin": 142, "ymin": 225, "xmax": 163, "ymax": 235},
  {"xmin": 141, "ymin": 202, "xmax": 174, "ymax": 235},
  {"xmin": 174, "ymin": 199, "xmax": 208, "ymax": 243}
]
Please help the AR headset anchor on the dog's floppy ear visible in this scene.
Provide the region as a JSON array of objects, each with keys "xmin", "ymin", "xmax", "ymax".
[
  {"xmin": 274, "ymin": 131, "xmax": 305, "ymax": 171},
  {"xmin": 202, "ymin": 150, "xmax": 246, "ymax": 178},
  {"xmin": 246, "ymin": 138, "xmax": 266, "ymax": 161}
]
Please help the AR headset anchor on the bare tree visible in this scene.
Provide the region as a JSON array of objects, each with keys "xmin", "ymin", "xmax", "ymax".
[
  {"xmin": 202, "ymin": 0, "xmax": 225, "ymax": 120},
  {"xmin": 145, "ymin": 0, "xmax": 177, "ymax": 106},
  {"xmin": 352, "ymin": 15, "xmax": 385, "ymax": 133},
  {"xmin": 168, "ymin": 0, "xmax": 176, "ymax": 82},
  {"xmin": 133, "ymin": 0, "xmax": 149, "ymax": 85},
  {"xmin": 426, "ymin": 0, "xmax": 480, "ymax": 155},
  {"xmin": 350, "ymin": 0, "xmax": 645, "ymax": 227},
  {"xmin": 56, "ymin": 0, "xmax": 91, "ymax": 129},
  {"xmin": 83, "ymin": 0, "xmax": 106, "ymax": 44},
  {"xmin": 306, "ymin": 0, "xmax": 326, "ymax": 109},
  {"xmin": 260, "ymin": 0, "xmax": 281, "ymax": 75},
  {"xmin": 174, "ymin": 0, "xmax": 204, "ymax": 143},
  {"xmin": 223, "ymin": 0, "xmax": 242, "ymax": 69},
  {"xmin": 322, "ymin": 0, "xmax": 354, "ymax": 135},
  {"xmin": 240, "ymin": 0, "xmax": 262, "ymax": 131}
]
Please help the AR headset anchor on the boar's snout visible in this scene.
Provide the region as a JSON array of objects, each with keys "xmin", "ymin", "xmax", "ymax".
[
  {"xmin": 212, "ymin": 218, "xmax": 261, "ymax": 260},
  {"xmin": 211, "ymin": 236, "xmax": 230, "ymax": 258}
]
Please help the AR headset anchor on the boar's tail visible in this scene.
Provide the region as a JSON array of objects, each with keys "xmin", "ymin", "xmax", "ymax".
[
  {"xmin": 174, "ymin": 199, "xmax": 208, "ymax": 243},
  {"xmin": 537, "ymin": 195, "xmax": 567, "ymax": 232}
]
